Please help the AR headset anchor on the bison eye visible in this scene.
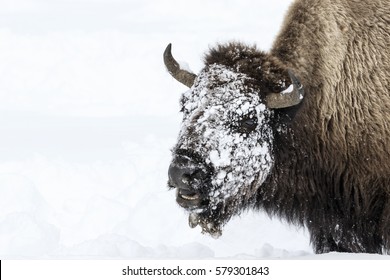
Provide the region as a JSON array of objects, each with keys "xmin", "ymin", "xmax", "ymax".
[{"xmin": 239, "ymin": 116, "xmax": 258, "ymax": 134}]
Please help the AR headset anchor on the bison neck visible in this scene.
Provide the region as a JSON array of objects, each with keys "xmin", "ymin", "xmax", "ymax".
[
  {"xmin": 270, "ymin": 0, "xmax": 390, "ymax": 180},
  {"xmin": 258, "ymin": 0, "xmax": 390, "ymax": 243}
]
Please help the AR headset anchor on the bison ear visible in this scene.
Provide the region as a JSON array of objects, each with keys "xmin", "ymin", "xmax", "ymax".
[{"xmin": 266, "ymin": 69, "xmax": 304, "ymax": 109}]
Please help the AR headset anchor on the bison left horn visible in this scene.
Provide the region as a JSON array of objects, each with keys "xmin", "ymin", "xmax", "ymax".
[
  {"xmin": 164, "ymin": 43, "xmax": 197, "ymax": 88},
  {"xmin": 266, "ymin": 69, "xmax": 304, "ymax": 109}
]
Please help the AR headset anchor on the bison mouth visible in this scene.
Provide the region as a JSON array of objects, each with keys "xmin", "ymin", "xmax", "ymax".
[
  {"xmin": 170, "ymin": 182, "xmax": 224, "ymax": 238},
  {"xmin": 168, "ymin": 152, "xmax": 212, "ymax": 209},
  {"xmin": 168, "ymin": 152, "xmax": 225, "ymax": 237},
  {"xmin": 169, "ymin": 181, "xmax": 225, "ymax": 238},
  {"xmin": 176, "ymin": 188, "xmax": 203, "ymax": 208}
]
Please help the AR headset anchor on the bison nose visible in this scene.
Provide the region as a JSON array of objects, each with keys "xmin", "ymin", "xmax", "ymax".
[
  {"xmin": 168, "ymin": 155, "xmax": 207, "ymax": 208},
  {"xmin": 168, "ymin": 155, "xmax": 205, "ymax": 189}
]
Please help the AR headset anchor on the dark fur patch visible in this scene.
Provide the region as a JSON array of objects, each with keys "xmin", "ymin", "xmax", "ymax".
[{"xmin": 204, "ymin": 42, "xmax": 291, "ymax": 94}]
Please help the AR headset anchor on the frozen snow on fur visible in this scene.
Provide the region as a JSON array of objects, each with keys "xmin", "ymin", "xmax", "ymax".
[{"xmin": 174, "ymin": 64, "xmax": 274, "ymax": 236}]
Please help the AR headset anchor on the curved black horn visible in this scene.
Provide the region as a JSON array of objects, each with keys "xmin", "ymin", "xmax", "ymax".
[
  {"xmin": 163, "ymin": 43, "xmax": 197, "ymax": 88},
  {"xmin": 266, "ymin": 69, "xmax": 304, "ymax": 109}
]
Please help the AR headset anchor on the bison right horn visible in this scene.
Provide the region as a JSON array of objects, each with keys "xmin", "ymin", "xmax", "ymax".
[
  {"xmin": 163, "ymin": 43, "xmax": 197, "ymax": 88},
  {"xmin": 266, "ymin": 69, "xmax": 305, "ymax": 109}
]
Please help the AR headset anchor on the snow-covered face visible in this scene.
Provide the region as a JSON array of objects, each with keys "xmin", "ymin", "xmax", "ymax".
[{"xmin": 168, "ymin": 64, "xmax": 274, "ymax": 237}]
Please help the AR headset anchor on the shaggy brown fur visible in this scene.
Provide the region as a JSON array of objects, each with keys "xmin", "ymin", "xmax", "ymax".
[
  {"xmin": 202, "ymin": 0, "xmax": 390, "ymax": 253},
  {"xmin": 269, "ymin": 0, "xmax": 390, "ymax": 253}
]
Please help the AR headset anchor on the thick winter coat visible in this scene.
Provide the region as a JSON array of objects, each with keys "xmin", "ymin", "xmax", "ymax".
[{"xmin": 165, "ymin": 0, "xmax": 390, "ymax": 253}]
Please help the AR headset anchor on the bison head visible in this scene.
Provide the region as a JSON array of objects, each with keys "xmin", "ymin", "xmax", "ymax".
[{"xmin": 164, "ymin": 43, "xmax": 304, "ymax": 237}]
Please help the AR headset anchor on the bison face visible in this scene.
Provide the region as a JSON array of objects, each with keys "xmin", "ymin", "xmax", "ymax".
[
  {"xmin": 169, "ymin": 64, "xmax": 274, "ymax": 236},
  {"xmin": 164, "ymin": 44, "xmax": 304, "ymax": 237}
]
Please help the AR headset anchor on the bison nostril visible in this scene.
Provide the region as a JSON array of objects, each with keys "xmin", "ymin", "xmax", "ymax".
[
  {"xmin": 168, "ymin": 164, "xmax": 193, "ymax": 188},
  {"xmin": 168, "ymin": 155, "xmax": 208, "ymax": 190}
]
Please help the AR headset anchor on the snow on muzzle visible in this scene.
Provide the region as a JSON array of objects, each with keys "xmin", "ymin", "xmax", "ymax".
[{"xmin": 168, "ymin": 153, "xmax": 210, "ymax": 209}]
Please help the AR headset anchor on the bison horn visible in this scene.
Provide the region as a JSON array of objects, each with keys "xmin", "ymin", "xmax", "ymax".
[
  {"xmin": 163, "ymin": 43, "xmax": 197, "ymax": 88},
  {"xmin": 266, "ymin": 69, "xmax": 304, "ymax": 109}
]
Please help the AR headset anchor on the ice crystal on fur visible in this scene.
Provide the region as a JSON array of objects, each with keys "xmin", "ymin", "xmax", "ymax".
[{"xmin": 173, "ymin": 64, "xmax": 274, "ymax": 235}]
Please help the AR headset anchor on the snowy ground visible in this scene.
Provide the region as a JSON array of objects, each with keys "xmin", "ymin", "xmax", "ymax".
[{"xmin": 0, "ymin": 0, "xmax": 389, "ymax": 259}]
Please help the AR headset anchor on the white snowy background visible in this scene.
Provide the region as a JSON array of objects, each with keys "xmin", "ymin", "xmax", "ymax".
[{"xmin": 0, "ymin": 0, "xmax": 388, "ymax": 259}]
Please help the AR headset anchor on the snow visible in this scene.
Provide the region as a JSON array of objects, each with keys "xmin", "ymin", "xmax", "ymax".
[
  {"xmin": 209, "ymin": 150, "xmax": 231, "ymax": 168},
  {"xmin": 0, "ymin": 0, "xmax": 388, "ymax": 260},
  {"xmin": 281, "ymin": 84, "xmax": 294, "ymax": 94},
  {"xmin": 178, "ymin": 61, "xmax": 194, "ymax": 74}
]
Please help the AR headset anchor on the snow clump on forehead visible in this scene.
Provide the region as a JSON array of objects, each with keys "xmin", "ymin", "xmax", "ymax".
[{"xmin": 174, "ymin": 64, "xmax": 275, "ymax": 233}]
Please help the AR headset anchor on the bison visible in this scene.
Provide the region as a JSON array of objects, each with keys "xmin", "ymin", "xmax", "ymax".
[{"xmin": 164, "ymin": 0, "xmax": 390, "ymax": 254}]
